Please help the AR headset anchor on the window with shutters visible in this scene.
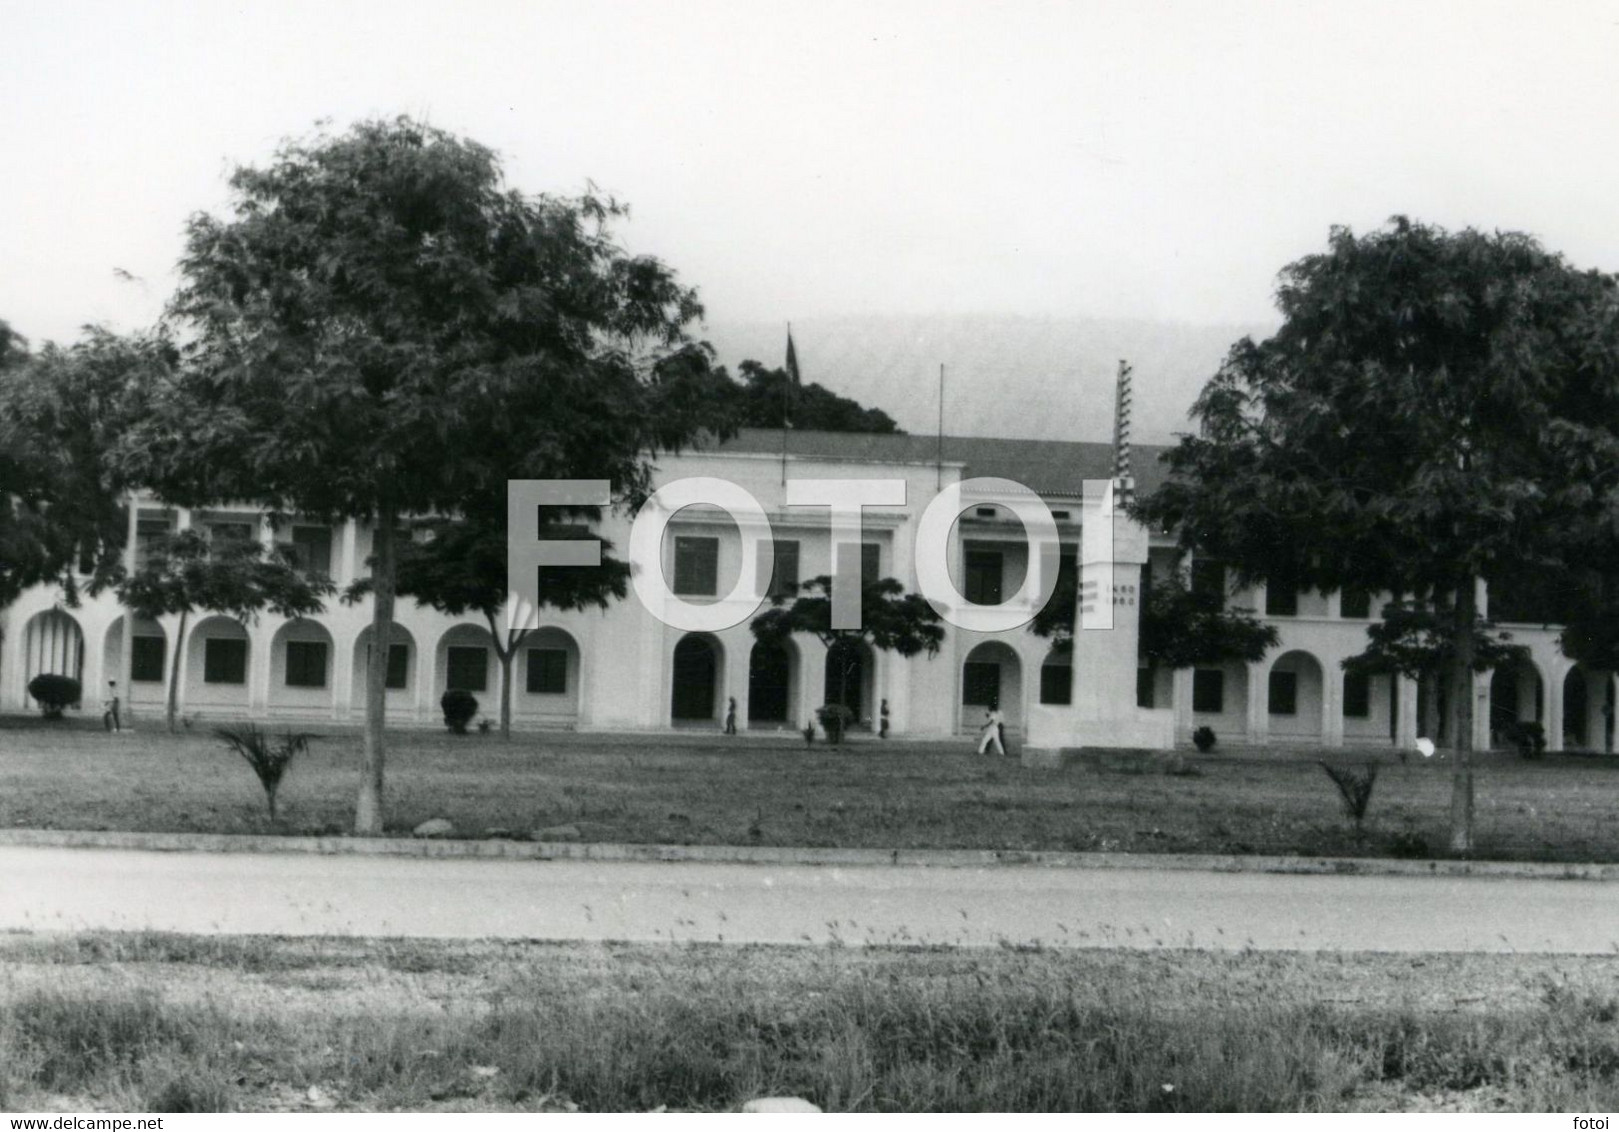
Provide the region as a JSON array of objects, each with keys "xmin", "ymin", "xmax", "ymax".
[
  {"xmin": 203, "ymin": 638, "xmax": 248, "ymax": 684},
  {"xmin": 446, "ymin": 646, "xmax": 488, "ymax": 692},
  {"xmin": 284, "ymin": 640, "xmax": 328, "ymax": 688},
  {"xmin": 131, "ymin": 636, "xmax": 166, "ymax": 682},
  {"xmin": 1192, "ymin": 669, "xmax": 1224, "ymax": 713},
  {"xmin": 526, "ymin": 648, "xmax": 568, "ymax": 694},
  {"xmin": 1268, "ymin": 669, "xmax": 1298, "ymax": 715},
  {"xmin": 673, "ymin": 536, "xmax": 719, "ymax": 596}
]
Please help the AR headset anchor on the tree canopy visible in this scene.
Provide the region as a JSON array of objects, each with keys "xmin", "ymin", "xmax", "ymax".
[
  {"xmin": 119, "ymin": 530, "xmax": 334, "ymax": 729},
  {"xmin": 376, "ymin": 511, "xmax": 631, "ymax": 738},
  {"xmin": 0, "ymin": 327, "xmax": 156, "ymax": 605},
  {"xmin": 1028, "ymin": 564, "xmax": 1278, "ymax": 669},
  {"xmin": 1135, "ymin": 216, "xmax": 1619, "ymax": 851},
  {"xmin": 727, "ymin": 359, "xmax": 901, "ymax": 433},
  {"xmin": 127, "ymin": 117, "xmax": 732, "ymax": 832}
]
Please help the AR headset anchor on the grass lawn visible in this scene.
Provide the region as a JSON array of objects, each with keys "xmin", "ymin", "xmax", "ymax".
[
  {"xmin": 3, "ymin": 931, "xmax": 1618, "ymax": 1112},
  {"xmin": 3, "ymin": 716, "xmax": 1619, "ymax": 860}
]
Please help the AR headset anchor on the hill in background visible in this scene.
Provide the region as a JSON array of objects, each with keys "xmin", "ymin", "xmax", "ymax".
[{"xmin": 702, "ymin": 313, "xmax": 1274, "ymax": 445}]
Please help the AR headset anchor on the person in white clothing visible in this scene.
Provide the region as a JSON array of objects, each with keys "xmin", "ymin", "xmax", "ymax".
[{"xmin": 977, "ymin": 703, "xmax": 1006, "ymax": 755}]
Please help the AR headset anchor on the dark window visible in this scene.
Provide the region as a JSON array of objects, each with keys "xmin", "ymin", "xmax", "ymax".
[
  {"xmin": 526, "ymin": 648, "xmax": 568, "ymax": 694},
  {"xmin": 367, "ymin": 642, "xmax": 410, "ymax": 689},
  {"xmin": 862, "ymin": 543, "xmax": 880, "ymax": 586},
  {"xmin": 835, "ymin": 542, "xmax": 880, "ymax": 588},
  {"xmin": 965, "ymin": 549, "xmax": 1003, "ymax": 605},
  {"xmin": 446, "ymin": 645, "xmax": 488, "ymax": 692},
  {"xmin": 1040, "ymin": 661, "xmax": 1072, "ymax": 705},
  {"xmin": 203, "ymin": 637, "xmax": 248, "ymax": 684},
  {"xmin": 135, "ymin": 517, "xmax": 172, "ymax": 568},
  {"xmin": 131, "ymin": 636, "xmax": 166, "ymax": 683},
  {"xmin": 757, "ymin": 539, "xmax": 800, "ymax": 598},
  {"xmin": 673, "ymin": 536, "xmax": 719, "ymax": 596},
  {"xmin": 290, "ymin": 526, "xmax": 333, "ymax": 577},
  {"xmin": 963, "ymin": 662, "xmax": 1000, "ymax": 706},
  {"xmin": 975, "ymin": 507, "xmax": 996, "ymax": 518},
  {"xmin": 1265, "ymin": 584, "xmax": 1298, "ymax": 617},
  {"xmin": 1136, "ymin": 666, "xmax": 1156, "ymax": 708},
  {"xmin": 209, "ymin": 521, "xmax": 255, "ymax": 550},
  {"xmin": 1340, "ymin": 588, "xmax": 1371, "ymax": 619},
  {"xmin": 1192, "ymin": 668, "xmax": 1224, "ymax": 714},
  {"xmin": 1190, "ymin": 558, "xmax": 1225, "ymax": 605},
  {"xmin": 284, "ymin": 640, "xmax": 328, "ymax": 688},
  {"xmin": 1344, "ymin": 671, "xmax": 1372, "ymax": 718},
  {"xmin": 1269, "ymin": 669, "xmax": 1298, "ymax": 715}
]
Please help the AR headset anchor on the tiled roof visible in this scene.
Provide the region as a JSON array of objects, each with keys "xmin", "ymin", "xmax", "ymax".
[{"xmin": 709, "ymin": 428, "xmax": 1172, "ymax": 498}]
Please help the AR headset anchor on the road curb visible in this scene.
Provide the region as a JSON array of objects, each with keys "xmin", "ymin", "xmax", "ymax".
[{"xmin": 2, "ymin": 827, "xmax": 1617, "ymax": 880}]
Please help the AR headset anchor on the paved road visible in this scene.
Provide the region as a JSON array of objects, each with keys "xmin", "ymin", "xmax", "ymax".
[{"xmin": 3, "ymin": 845, "xmax": 1618, "ymax": 952}]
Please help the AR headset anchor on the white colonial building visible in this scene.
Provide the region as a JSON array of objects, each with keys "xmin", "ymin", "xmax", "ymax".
[{"xmin": 0, "ymin": 427, "xmax": 1604, "ymax": 753}]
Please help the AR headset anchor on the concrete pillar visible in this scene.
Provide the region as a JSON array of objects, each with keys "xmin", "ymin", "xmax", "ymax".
[
  {"xmin": 1172, "ymin": 666, "xmax": 1194, "ymax": 743},
  {"xmin": 339, "ymin": 520, "xmax": 359, "ymax": 589},
  {"xmin": 1471, "ymin": 671, "xmax": 1491, "ymax": 752},
  {"xmin": 250, "ymin": 622, "xmax": 275, "ymax": 717},
  {"xmin": 1322, "ymin": 661, "xmax": 1344, "ymax": 748},
  {"xmin": 1396, "ymin": 674, "xmax": 1419, "ymax": 749},
  {"xmin": 333, "ymin": 629, "xmax": 355, "ymax": 721},
  {"xmin": 1246, "ymin": 660, "xmax": 1270, "ymax": 746},
  {"xmin": 1546, "ymin": 662, "xmax": 1566, "ymax": 753}
]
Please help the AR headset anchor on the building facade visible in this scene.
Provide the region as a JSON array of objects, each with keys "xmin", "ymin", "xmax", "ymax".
[{"xmin": 0, "ymin": 428, "xmax": 1604, "ymax": 752}]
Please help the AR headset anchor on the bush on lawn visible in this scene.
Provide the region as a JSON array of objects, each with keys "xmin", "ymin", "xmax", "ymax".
[
  {"xmin": 1504, "ymin": 720, "xmax": 1547, "ymax": 759},
  {"xmin": 1192, "ymin": 725, "xmax": 1217, "ymax": 753},
  {"xmin": 441, "ymin": 689, "xmax": 479, "ymax": 734},
  {"xmin": 27, "ymin": 674, "xmax": 81, "ymax": 720},
  {"xmin": 816, "ymin": 704, "xmax": 854, "ymax": 745}
]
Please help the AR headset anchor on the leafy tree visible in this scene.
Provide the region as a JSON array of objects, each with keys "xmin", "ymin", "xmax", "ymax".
[
  {"xmin": 0, "ymin": 327, "xmax": 154, "ymax": 606},
  {"xmin": 1029, "ymin": 565, "xmax": 1277, "ymax": 668},
  {"xmin": 127, "ymin": 118, "xmax": 725, "ymax": 833},
  {"xmin": 117, "ymin": 531, "xmax": 333, "ymax": 731},
  {"xmin": 731, "ymin": 360, "xmax": 901, "ymax": 433},
  {"xmin": 367, "ymin": 511, "xmax": 630, "ymax": 739},
  {"xmin": 751, "ymin": 575, "xmax": 944, "ymax": 741},
  {"xmin": 1342, "ymin": 598, "xmax": 1528, "ymax": 741},
  {"xmin": 1135, "ymin": 217, "xmax": 1619, "ymax": 852}
]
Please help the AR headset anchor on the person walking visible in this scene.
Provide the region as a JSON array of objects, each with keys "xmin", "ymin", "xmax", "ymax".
[
  {"xmin": 724, "ymin": 697, "xmax": 738, "ymax": 736},
  {"xmin": 977, "ymin": 702, "xmax": 1005, "ymax": 756},
  {"xmin": 102, "ymin": 680, "xmax": 122, "ymax": 733}
]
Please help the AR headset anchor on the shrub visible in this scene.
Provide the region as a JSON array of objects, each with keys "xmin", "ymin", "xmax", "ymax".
[
  {"xmin": 1504, "ymin": 720, "xmax": 1547, "ymax": 759},
  {"xmin": 1389, "ymin": 830, "xmax": 1431, "ymax": 859},
  {"xmin": 1191, "ymin": 725, "xmax": 1217, "ymax": 753},
  {"xmin": 801, "ymin": 724, "xmax": 816, "ymax": 745},
  {"xmin": 441, "ymin": 689, "xmax": 478, "ymax": 734},
  {"xmin": 27, "ymin": 674, "xmax": 81, "ymax": 720},
  {"xmin": 214, "ymin": 724, "xmax": 315, "ymax": 820},
  {"xmin": 1320, "ymin": 762, "xmax": 1378, "ymax": 832},
  {"xmin": 816, "ymin": 704, "xmax": 855, "ymax": 745}
]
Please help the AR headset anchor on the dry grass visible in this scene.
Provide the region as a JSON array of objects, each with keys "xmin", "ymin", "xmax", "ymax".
[
  {"xmin": 3, "ymin": 717, "xmax": 1619, "ymax": 860},
  {"xmin": 2, "ymin": 931, "xmax": 1618, "ymax": 1112}
]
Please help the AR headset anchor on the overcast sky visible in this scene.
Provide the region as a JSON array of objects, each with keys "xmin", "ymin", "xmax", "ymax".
[{"xmin": 7, "ymin": 1, "xmax": 1619, "ymax": 436}]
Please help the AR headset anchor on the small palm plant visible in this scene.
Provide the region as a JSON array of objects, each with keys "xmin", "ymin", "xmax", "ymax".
[
  {"xmin": 215, "ymin": 724, "xmax": 316, "ymax": 821},
  {"xmin": 1319, "ymin": 761, "xmax": 1379, "ymax": 836}
]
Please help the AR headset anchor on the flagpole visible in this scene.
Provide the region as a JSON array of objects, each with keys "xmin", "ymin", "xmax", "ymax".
[
  {"xmin": 935, "ymin": 363, "xmax": 946, "ymax": 490},
  {"xmin": 780, "ymin": 322, "xmax": 792, "ymax": 486}
]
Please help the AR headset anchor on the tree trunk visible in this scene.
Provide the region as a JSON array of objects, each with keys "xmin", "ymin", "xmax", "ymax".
[
  {"xmin": 165, "ymin": 608, "xmax": 189, "ymax": 733},
  {"xmin": 266, "ymin": 782, "xmax": 278, "ymax": 822},
  {"xmin": 483, "ymin": 614, "xmax": 530, "ymax": 742},
  {"xmin": 1449, "ymin": 577, "xmax": 1478, "ymax": 855},
  {"xmin": 355, "ymin": 511, "xmax": 396, "ymax": 835}
]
